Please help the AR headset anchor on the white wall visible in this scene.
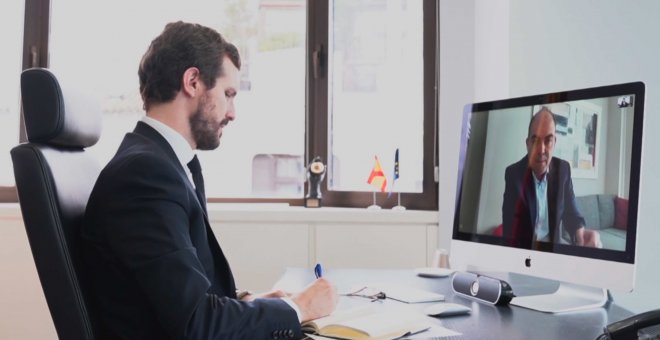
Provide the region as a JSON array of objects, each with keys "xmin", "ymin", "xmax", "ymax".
[
  {"xmin": 477, "ymin": 107, "xmax": 528, "ymax": 231},
  {"xmin": 439, "ymin": 0, "xmax": 660, "ymax": 313}
]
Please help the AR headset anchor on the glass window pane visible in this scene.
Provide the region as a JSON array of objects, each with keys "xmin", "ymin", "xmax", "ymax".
[
  {"xmin": 49, "ymin": 0, "xmax": 306, "ymax": 198},
  {"xmin": 328, "ymin": 0, "xmax": 424, "ymax": 193},
  {"xmin": 0, "ymin": 1, "xmax": 24, "ymax": 186}
]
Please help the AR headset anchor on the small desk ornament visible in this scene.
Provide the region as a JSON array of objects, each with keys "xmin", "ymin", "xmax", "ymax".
[{"xmin": 305, "ymin": 156, "xmax": 326, "ymax": 208}]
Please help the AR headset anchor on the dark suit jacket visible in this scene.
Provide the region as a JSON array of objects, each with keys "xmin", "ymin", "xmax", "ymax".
[
  {"xmin": 81, "ymin": 122, "xmax": 301, "ymax": 339},
  {"xmin": 502, "ymin": 156, "xmax": 585, "ymax": 249}
]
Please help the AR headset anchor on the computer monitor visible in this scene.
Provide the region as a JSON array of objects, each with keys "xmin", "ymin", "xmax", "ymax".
[{"xmin": 450, "ymin": 82, "xmax": 645, "ymax": 313}]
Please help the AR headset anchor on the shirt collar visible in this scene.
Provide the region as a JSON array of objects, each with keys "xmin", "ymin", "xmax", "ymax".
[
  {"xmin": 533, "ymin": 170, "xmax": 548, "ymax": 186},
  {"xmin": 530, "ymin": 158, "xmax": 552, "ymax": 184},
  {"xmin": 532, "ymin": 172, "xmax": 548, "ymax": 188},
  {"xmin": 141, "ymin": 116, "xmax": 196, "ymax": 167}
]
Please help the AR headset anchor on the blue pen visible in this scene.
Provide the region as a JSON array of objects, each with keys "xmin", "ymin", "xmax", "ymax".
[{"xmin": 314, "ymin": 263, "xmax": 323, "ymax": 279}]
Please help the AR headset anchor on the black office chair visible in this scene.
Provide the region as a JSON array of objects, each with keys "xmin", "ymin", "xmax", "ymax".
[{"xmin": 11, "ymin": 68, "xmax": 102, "ymax": 339}]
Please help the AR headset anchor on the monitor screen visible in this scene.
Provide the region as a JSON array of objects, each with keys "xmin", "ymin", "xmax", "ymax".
[{"xmin": 450, "ymin": 82, "xmax": 644, "ymax": 302}]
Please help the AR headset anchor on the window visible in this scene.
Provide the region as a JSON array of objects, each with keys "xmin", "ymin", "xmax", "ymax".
[
  {"xmin": 308, "ymin": 0, "xmax": 438, "ymax": 210},
  {"xmin": 49, "ymin": 0, "xmax": 306, "ymax": 199},
  {"xmin": 252, "ymin": 154, "xmax": 304, "ymax": 195},
  {"xmin": 328, "ymin": 0, "xmax": 424, "ymax": 193},
  {"xmin": 11, "ymin": 0, "xmax": 438, "ymax": 210},
  {"xmin": 0, "ymin": 1, "xmax": 25, "ymax": 199}
]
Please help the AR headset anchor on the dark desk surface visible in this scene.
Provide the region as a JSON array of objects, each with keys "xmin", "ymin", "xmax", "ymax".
[{"xmin": 273, "ymin": 268, "xmax": 633, "ymax": 340}]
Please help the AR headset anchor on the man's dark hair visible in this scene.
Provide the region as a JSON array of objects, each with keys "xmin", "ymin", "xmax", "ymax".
[
  {"xmin": 527, "ymin": 106, "xmax": 557, "ymax": 139},
  {"xmin": 138, "ymin": 21, "xmax": 241, "ymax": 111}
]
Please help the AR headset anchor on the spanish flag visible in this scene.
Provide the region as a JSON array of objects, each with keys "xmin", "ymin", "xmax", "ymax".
[{"xmin": 367, "ymin": 155, "xmax": 388, "ymax": 192}]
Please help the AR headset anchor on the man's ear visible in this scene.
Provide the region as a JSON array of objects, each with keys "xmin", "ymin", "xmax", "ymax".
[
  {"xmin": 525, "ymin": 138, "xmax": 532, "ymax": 152},
  {"xmin": 181, "ymin": 67, "xmax": 201, "ymax": 98}
]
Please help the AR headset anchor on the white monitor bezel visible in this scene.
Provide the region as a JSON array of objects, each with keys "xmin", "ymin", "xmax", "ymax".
[
  {"xmin": 450, "ymin": 82, "xmax": 645, "ymax": 293},
  {"xmin": 450, "ymin": 239, "xmax": 636, "ymax": 292}
]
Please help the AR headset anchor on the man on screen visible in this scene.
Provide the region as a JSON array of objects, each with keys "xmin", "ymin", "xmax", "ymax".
[{"xmin": 502, "ymin": 107, "xmax": 602, "ymax": 249}]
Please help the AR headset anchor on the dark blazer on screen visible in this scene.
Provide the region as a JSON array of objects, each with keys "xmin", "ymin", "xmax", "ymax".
[
  {"xmin": 81, "ymin": 122, "xmax": 300, "ymax": 339},
  {"xmin": 502, "ymin": 156, "xmax": 585, "ymax": 249}
]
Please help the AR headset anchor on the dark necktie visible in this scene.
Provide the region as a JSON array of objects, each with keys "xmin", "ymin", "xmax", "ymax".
[
  {"xmin": 187, "ymin": 155, "xmax": 207, "ymax": 213},
  {"xmin": 186, "ymin": 155, "xmax": 234, "ymax": 294}
]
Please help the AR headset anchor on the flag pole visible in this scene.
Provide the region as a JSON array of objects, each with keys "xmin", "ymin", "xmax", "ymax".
[
  {"xmin": 368, "ymin": 191, "xmax": 381, "ymax": 210},
  {"xmin": 392, "ymin": 192, "xmax": 406, "ymax": 211}
]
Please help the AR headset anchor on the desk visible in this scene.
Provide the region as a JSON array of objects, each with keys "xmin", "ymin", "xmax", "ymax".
[{"xmin": 273, "ymin": 268, "xmax": 633, "ymax": 340}]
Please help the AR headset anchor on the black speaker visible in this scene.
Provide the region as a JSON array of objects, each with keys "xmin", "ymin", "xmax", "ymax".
[{"xmin": 451, "ymin": 272, "xmax": 515, "ymax": 305}]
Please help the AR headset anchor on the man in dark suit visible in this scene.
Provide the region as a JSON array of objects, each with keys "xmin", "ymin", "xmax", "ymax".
[
  {"xmin": 502, "ymin": 107, "xmax": 601, "ymax": 249},
  {"xmin": 81, "ymin": 21, "xmax": 337, "ymax": 339}
]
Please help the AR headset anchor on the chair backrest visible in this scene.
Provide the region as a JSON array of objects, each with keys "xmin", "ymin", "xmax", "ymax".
[{"xmin": 11, "ymin": 68, "xmax": 102, "ymax": 340}]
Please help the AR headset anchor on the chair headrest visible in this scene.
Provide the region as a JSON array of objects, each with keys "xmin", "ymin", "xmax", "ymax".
[{"xmin": 21, "ymin": 68, "xmax": 101, "ymax": 148}]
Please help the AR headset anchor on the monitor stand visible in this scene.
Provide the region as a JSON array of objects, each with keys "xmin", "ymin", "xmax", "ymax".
[{"xmin": 511, "ymin": 281, "xmax": 608, "ymax": 313}]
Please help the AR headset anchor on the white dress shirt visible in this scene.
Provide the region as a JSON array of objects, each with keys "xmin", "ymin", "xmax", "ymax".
[{"xmin": 533, "ymin": 172, "xmax": 550, "ymax": 242}]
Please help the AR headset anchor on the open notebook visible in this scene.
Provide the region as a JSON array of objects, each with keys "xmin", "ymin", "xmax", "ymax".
[{"xmin": 301, "ymin": 305, "xmax": 431, "ymax": 340}]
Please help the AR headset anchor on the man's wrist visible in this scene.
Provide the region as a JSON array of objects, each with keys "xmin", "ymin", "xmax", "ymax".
[
  {"xmin": 281, "ymin": 296, "xmax": 303, "ymax": 323},
  {"xmin": 236, "ymin": 290, "xmax": 253, "ymax": 300}
]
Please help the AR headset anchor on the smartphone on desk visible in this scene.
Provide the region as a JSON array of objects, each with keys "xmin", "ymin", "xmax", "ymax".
[{"xmin": 599, "ymin": 308, "xmax": 660, "ymax": 340}]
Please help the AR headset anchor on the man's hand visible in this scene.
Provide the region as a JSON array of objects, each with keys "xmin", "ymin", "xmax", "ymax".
[
  {"xmin": 291, "ymin": 278, "xmax": 338, "ymax": 322},
  {"xmin": 575, "ymin": 227, "xmax": 602, "ymax": 248}
]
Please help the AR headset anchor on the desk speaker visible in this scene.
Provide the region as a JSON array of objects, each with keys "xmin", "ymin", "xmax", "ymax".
[{"xmin": 451, "ymin": 272, "xmax": 515, "ymax": 305}]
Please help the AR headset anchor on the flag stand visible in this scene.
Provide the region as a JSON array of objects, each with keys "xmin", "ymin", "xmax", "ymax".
[
  {"xmin": 392, "ymin": 192, "xmax": 406, "ymax": 211},
  {"xmin": 367, "ymin": 191, "xmax": 381, "ymax": 210}
]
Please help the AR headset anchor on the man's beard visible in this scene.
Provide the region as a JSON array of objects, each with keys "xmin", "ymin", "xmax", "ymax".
[{"xmin": 190, "ymin": 95, "xmax": 223, "ymax": 150}]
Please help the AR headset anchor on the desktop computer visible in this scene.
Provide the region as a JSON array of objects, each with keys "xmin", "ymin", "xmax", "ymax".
[{"xmin": 450, "ymin": 82, "xmax": 645, "ymax": 313}]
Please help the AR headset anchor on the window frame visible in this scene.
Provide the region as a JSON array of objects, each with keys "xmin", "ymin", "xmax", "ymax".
[
  {"xmin": 4, "ymin": 0, "xmax": 438, "ymax": 211},
  {"xmin": 0, "ymin": 0, "xmax": 49, "ymax": 202},
  {"xmin": 306, "ymin": 0, "xmax": 438, "ymax": 210}
]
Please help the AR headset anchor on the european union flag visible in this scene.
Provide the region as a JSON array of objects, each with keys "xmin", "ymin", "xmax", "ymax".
[
  {"xmin": 393, "ymin": 148, "xmax": 399, "ymax": 181},
  {"xmin": 388, "ymin": 149, "xmax": 399, "ymax": 198}
]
